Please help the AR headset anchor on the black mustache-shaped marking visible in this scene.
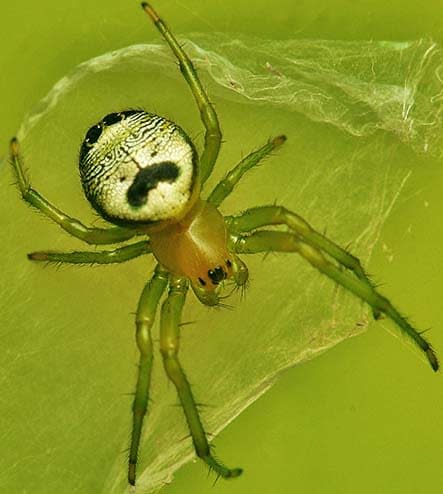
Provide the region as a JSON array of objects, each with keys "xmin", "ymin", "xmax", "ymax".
[{"xmin": 127, "ymin": 161, "xmax": 180, "ymax": 207}]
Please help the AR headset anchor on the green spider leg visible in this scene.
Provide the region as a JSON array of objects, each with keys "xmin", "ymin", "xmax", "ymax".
[
  {"xmin": 233, "ymin": 229, "xmax": 438, "ymax": 372},
  {"xmin": 129, "ymin": 264, "xmax": 169, "ymax": 486},
  {"xmin": 207, "ymin": 135, "xmax": 287, "ymax": 207},
  {"xmin": 141, "ymin": 2, "xmax": 221, "ymax": 184},
  {"xmin": 206, "ymin": 133, "xmax": 380, "ymax": 319},
  {"xmin": 160, "ymin": 275, "xmax": 243, "ymax": 479},
  {"xmin": 9, "ymin": 138, "xmax": 136, "ymax": 245},
  {"xmin": 226, "ymin": 204, "xmax": 381, "ymax": 319},
  {"xmin": 27, "ymin": 240, "xmax": 151, "ymax": 265},
  {"xmin": 203, "ymin": 130, "xmax": 379, "ymax": 318}
]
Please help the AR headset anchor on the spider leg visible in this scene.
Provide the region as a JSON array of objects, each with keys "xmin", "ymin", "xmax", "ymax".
[
  {"xmin": 141, "ymin": 2, "xmax": 221, "ymax": 184},
  {"xmin": 128, "ymin": 264, "xmax": 169, "ymax": 486},
  {"xmin": 233, "ymin": 230, "xmax": 438, "ymax": 372},
  {"xmin": 27, "ymin": 240, "xmax": 151, "ymax": 265},
  {"xmin": 231, "ymin": 254, "xmax": 249, "ymax": 288},
  {"xmin": 160, "ymin": 275, "xmax": 243, "ymax": 478},
  {"xmin": 9, "ymin": 138, "xmax": 136, "ymax": 244},
  {"xmin": 227, "ymin": 204, "xmax": 381, "ymax": 318},
  {"xmin": 208, "ymin": 136, "xmax": 287, "ymax": 207}
]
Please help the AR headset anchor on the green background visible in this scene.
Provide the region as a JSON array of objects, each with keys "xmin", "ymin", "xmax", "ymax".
[{"xmin": 1, "ymin": 1, "xmax": 443, "ymax": 493}]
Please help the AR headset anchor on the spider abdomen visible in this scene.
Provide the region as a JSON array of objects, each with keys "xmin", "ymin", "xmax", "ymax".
[
  {"xmin": 79, "ymin": 110, "xmax": 199, "ymax": 227},
  {"xmin": 150, "ymin": 199, "xmax": 232, "ymax": 288}
]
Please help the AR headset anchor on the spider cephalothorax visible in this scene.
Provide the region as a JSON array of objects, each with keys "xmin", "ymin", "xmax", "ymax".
[{"xmin": 9, "ymin": 0, "xmax": 438, "ymax": 490}]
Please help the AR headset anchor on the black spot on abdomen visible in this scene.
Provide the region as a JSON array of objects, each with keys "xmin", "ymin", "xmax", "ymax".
[
  {"xmin": 79, "ymin": 124, "xmax": 103, "ymax": 163},
  {"xmin": 127, "ymin": 161, "xmax": 180, "ymax": 208},
  {"xmin": 102, "ymin": 109, "xmax": 141, "ymax": 127},
  {"xmin": 102, "ymin": 112, "xmax": 122, "ymax": 126}
]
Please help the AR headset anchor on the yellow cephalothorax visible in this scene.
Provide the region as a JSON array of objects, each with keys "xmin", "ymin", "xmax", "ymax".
[{"xmin": 149, "ymin": 199, "xmax": 248, "ymax": 304}]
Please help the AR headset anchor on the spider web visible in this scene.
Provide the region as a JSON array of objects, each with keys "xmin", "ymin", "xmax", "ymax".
[{"xmin": 0, "ymin": 35, "xmax": 442, "ymax": 494}]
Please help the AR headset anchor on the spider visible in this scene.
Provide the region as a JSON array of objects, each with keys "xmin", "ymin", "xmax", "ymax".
[{"xmin": 9, "ymin": 1, "xmax": 438, "ymax": 488}]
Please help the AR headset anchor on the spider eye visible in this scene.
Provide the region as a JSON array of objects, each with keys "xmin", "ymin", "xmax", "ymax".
[
  {"xmin": 79, "ymin": 110, "xmax": 199, "ymax": 227},
  {"xmin": 208, "ymin": 266, "xmax": 226, "ymax": 285}
]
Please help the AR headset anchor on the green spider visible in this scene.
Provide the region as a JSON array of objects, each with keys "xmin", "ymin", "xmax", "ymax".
[{"xmin": 9, "ymin": 1, "xmax": 438, "ymax": 488}]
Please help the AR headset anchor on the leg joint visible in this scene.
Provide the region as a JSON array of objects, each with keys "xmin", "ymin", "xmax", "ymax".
[
  {"xmin": 135, "ymin": 322, "xmax": 153, "ymax": 355},
  {"xmin": 160, "ymin": 342, "xmax": 179, "ymax": 360}
]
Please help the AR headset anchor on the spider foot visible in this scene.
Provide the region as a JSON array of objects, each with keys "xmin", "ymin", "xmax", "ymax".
[
  {"xmin": 203, "ymin": 454, "xmax": 243, "ymax": 479},
  {"xmin": 141, "ymin": 2, "xmax": 160, "ymax": 23},
  {"xmin": 271, "ymin": 134, "xmax": 287, "ymax": 146},
  {"xmin": 128, "ymin": 462, "xmax": 136, "ymax": 486},
  {"xmin": 28, "ymin": 252, "xmax": 48, "ymax": 261},
  {"xmin": 9, "ymin": 136, "xmax": 19, "ymax": 157}
]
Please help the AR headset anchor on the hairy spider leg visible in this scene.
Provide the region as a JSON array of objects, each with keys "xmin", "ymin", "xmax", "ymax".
[
  {"xmin": 231, "ymin": 255, "xmax": 249, "ymax": 288},
  {"xmin": 27, "ymin": 240, "xmax": 151, "ymax": 264},
  {"xmin": 233, "ymin": 230, "xmax": 438, "ymax": 371},
  {"xmin": 206, "ymin": 133, "xmax": 380, "ymax": 318},
  {"xmin": 160, "ymin": 276, "xmax": 243, "ymax": 478},
  {"xmin": 141, "ymin": 2, "xmax": 221, "ymax": 184},
  {"xmin": 9, "ymin": 138, "xmax": 136, "ymax": 244},
  {"xmin": 129, "ymin": 264, "xmax": 169, "ymax": 486},
  {"xmin": 207, "ymin": 135, "xmax": 287, "ymax": 207},
  {"xmin": 227, "ymin": 205, "xmax": 381, "ymax": 319}
]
